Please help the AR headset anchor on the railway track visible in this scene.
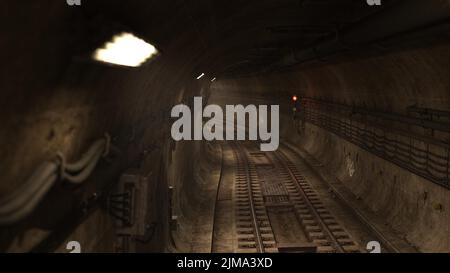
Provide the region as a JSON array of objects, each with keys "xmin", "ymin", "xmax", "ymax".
[
  {"xmin": 272, "ymin": 150, "xmax": 360, "ymax": 253},
  {"xmin": 224, "ymin": 142, "xmax": 360, "ymax": 253},
  {"xmin": 231, "ymin": 143, "xmax": 277, "ymax": 253}
]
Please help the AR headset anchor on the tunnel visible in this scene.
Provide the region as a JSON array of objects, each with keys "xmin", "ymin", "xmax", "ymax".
[{"xmin": 1, "ymin": 0, "xmax": 449, "ymax": 255}]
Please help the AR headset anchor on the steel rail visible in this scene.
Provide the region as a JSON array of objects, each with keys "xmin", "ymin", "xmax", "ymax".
[
  {"xmin": 231, "ymin": 142, "xmax": 264, "ymax": 253},
  {"xmin": 273, "ymin": 150, "xmax": 345, "ymax": 253}
]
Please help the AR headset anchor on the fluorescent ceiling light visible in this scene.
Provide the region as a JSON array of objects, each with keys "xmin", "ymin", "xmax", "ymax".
[
  {"xmin": 197, "ymin": 73, "xmax": 205, "ymax": 80},
  {"xmin": 93, "ymin": 32, "xmax": 158, "ymax": 67},
  {"xmin": 211, "ymin": 77, "xmax": 216, "ymax": 82}
]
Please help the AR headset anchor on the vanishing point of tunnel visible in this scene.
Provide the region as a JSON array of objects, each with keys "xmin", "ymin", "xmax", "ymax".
[{"xmin": 1, "ymin": 0, "xmax": 450, "ymax": 255}]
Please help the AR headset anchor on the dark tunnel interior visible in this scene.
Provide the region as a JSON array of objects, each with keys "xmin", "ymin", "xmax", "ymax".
[{"xmin": 1, "ymin": 0, "xmax": 450, "ymax": 254}]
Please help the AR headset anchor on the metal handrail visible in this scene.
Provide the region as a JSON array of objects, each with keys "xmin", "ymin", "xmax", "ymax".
[{"xmin": 299, "ymin": 100, "xmax": 450, "ymax": 189}]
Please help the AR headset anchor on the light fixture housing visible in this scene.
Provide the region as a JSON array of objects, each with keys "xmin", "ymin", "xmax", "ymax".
[{"xmin": 93, "ymin": 32, "xmax": 158, "ymax": 67}]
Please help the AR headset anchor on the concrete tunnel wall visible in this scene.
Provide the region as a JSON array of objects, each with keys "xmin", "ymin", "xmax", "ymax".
[
  {"xmin": 207, "ymin": 43, "xmax": 450, "ymax": 252},
  {"xmin": 0, "ymin": 2, "xmax": 214, "ymax": 252},
  {"xmin": 1, "ymin": 1, "xmax": 449, "ymax": 253}
]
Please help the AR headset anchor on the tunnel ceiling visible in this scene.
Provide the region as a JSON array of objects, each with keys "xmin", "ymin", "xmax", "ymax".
[{"xmin": 80, "ymin": 0, "xmax": 406, "ymax": 78}]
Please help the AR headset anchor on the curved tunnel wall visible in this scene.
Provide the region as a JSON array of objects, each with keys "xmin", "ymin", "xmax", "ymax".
[
  {"xmin": 1, "ymin": 1, "xmax": 449, "ymax": 253},
  {"xmin": 0, "ymin": 2, "xmax": 211, "ymax": 252},
  {"xmin": 208, "ymin": 43, "xmax": 450, "ymax": 252},
  {"xmin": 168, "ymin": 140, "xmax": 223, "ymax": 252}
]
